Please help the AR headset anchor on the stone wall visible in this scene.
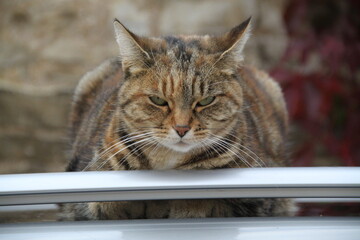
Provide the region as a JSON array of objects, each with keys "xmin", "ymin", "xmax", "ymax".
[{"xmin": 0, "ymin": 0, "xmax": 288, "ymax": 173}]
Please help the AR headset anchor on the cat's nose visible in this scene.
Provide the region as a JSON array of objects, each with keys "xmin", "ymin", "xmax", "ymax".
[{"xmin": 173, "ymin": 125, "xmax": 190, "ymax": 138}]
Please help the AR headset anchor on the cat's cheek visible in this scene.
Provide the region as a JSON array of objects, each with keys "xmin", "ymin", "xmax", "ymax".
[
  {"xmin": 199, "ymin": 103, "xmax": 237, "ymax": 123},
  {"xmin": 123, "ymin": 104, "xmax": 166, "ymax": 124}
]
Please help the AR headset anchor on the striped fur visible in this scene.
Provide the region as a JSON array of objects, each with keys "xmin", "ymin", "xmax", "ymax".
[{"xmin": 60, "ymin": 18, "xmax": 295, "ymax": 220}]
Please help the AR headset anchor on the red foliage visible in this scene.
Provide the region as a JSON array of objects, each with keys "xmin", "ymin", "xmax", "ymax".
[
  {"xmin": 271, "ymin": 0, "xmax": 360, "ymax": 166},
  {"xmin": 298, "ymin": 202, "xmax": 360, "ymax": 217}
]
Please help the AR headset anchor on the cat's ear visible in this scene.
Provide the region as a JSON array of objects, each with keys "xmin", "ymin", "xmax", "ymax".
[
  {"xmin": 218, "ymin": 17, "xmax": 252, "ymax": 64},
  {"xmin": 113, "ymin": 19, "xmax": 151, "ymax": 73}
]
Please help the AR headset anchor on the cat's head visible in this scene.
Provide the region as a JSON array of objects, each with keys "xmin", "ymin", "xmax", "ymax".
[{"xmin": 114, "ymin": 18, "xmax": 251, "ymax": 153}]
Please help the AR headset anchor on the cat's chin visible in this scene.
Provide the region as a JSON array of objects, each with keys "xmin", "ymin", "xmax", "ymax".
[{"xmin": 164, "ymin": 142, "xmax": 195, "ymax": 153}]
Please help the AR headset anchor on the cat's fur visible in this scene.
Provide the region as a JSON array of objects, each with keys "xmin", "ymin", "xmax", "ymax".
[{"xmin": 60, "ymin": 18, "xmax": 295, "ymax": 220}]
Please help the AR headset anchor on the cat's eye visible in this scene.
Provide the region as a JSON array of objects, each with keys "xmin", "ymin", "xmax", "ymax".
[
  {"xmin": 149, "ymin": 96, "xmax": 168, "ymax": 106},
  {"xmin": 197, "ymin": 96, "xmax": 216, "ymax": 106}
]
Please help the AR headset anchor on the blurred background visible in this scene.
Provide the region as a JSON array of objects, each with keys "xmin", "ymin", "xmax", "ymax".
[
  {"xmin": 0, "ymin": 0, "xmax": 359, "ymax": 221},
  {"xmin": 0, "ymin": 0, "xmax": 359, "ymax": 172}
]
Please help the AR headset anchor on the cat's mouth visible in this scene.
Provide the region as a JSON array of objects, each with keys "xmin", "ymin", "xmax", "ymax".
[
  {"xmin": 175, "ymin": 141, "xmax": 188, "ymax": 147},
  {"xmin": 159, "ymin": 129, "xmax": 199, "ymax": 153}
]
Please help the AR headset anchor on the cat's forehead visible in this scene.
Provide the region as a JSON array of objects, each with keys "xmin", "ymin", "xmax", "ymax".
[
  {"xmin": 149, "ymin": 35, "xmax": 215, "ymax": 52},
  {"xmin": 147, "ymin": 35, "xmax": 220, "ymax": 71},
  {"xmin": 163, "ymin": 35, "xmax": 214, "ymax": 51}
]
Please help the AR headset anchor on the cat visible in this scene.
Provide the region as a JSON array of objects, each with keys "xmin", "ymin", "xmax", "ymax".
[{"xmin": 60, "ymin": 18, "xmax": 295, "ymax": 220}]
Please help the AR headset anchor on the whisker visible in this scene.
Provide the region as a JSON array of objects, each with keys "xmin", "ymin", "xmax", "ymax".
[
  {"xmin": 87, "ymin": 134, "xmax": 151, "ymax": 170},
  {"xmin": 221, "ymin": 132, "xmax": 267, "ymax": 167},
  {"xmin": 147, "ymin": 138, "xmax": 163, "ymax": 157},
  {"xmin": 95, "ymin": 137, "xmax": 151, "ymax": 170},
  {"xmin": 111, "ymin": 139, "xmax": 157, "ymax": 170},
  {"xmin": 206, "ymin": 137, "xmax": 249, "ymax": 168},
  {"xmin": 95, "ymin": 130, "xmax": 150, "ymax": 156},
  {"xmin": 84, "ymin": 132, "xmax": 153, "ymax": 171},
  {"xmin": 200, "ymin": 138, "xmax": 238, "ymax": 168},
  {"xmin": 209, "ymin": 135, "xmax": 254, "ymax": 167},
  {"xmin": 210, "ymin": 134, "xmax": 262, "ymax": 168}
]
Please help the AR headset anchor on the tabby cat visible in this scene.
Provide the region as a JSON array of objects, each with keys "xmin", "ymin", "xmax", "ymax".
[{"xmin": 61, "ymin": 18, "xmax": 295, "ymax": 220}]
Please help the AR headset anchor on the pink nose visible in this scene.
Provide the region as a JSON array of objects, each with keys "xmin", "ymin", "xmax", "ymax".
[{"xmin": 173, "ymin": 125, "xmax": 190, "ymax": 137}]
